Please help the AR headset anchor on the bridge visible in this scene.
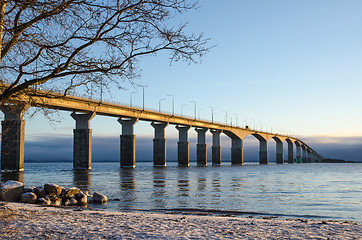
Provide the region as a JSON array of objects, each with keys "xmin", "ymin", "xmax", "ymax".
[{"xmin": 0, "ymin": 86, "xmax": 324, "ymax": 171}]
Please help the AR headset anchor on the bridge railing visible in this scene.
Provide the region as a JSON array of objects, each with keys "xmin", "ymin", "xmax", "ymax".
[{"xmin": 18, "ymin": 84, "xmax": 297, "ymax": 137}]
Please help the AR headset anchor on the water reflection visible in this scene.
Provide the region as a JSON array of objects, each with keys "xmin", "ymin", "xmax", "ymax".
[
  {"xmin": 177, "ymin": 170, "xmax": 189, "ymax": 207},
  {"xmin": 1, "ymin": 171, "xmax": 24, "ymax": 183},
  {"xmin": 119, "ymin": 168, "xmax": 136, "ymax": 209},
  {"xmin": 195, "ymin": 171, "xmax": 207, "ymax": 208},
  {"xmin": 212, "ymin": 172, "xmax": 221, "ymax": 204},
  {"xmin": 231, "ymin": 177, "xmax": 244, "ymax": 191},
  {"xmin": 152, "ymin": 168, "xmax": 167, "ymax": 209},
  {"xmin": 73, "ymin": 169, "xmax": 91, "ymax": 192}
]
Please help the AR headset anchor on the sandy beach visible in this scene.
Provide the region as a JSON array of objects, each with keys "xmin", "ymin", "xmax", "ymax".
[{"xmin": 0, "ymin": 202, "xmax": 361, "ymax": 239}]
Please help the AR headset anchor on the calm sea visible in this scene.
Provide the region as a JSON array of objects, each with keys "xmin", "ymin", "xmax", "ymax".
[{"xmin": 1, "ymin": 162, "xmax": 362, "ymax": 221}]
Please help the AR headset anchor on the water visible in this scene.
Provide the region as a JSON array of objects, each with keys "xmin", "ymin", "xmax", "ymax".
[{"xmin": 2, "ymin": 162, "xmax": 362, "ymax": 221}]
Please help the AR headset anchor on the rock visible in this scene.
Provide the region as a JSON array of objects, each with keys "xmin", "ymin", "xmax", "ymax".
[
  {"xmin": 51, "ymin": 197, "xmax": 62, "ymax": 207},
  {"xmin": 69, "ymin": 197, "xmax": 78, "ymax": 206},
  {"xmin": 37, "ymin": 197, "xmax": 51, "ymax": 206},
  {"xmin": 114, "ymin": 198, "xmax": 121, "ymax": 201},
  {"xmin": 44, "ymin": 183, "xmax": 62, "ymax": 196},
  {"xmin": 64, "ymin": 187, "xmax": 80, "ymax": 198},
  {"xmin": 74, "ymin": 191, "xmax": 87, "ymax": 205},
  {"xmin": 20, "ymin": 192, "xmax": 37, "ymax": 204},
  {"xmin": 0, "ymin": 180, "xmax": 24, "ymax": 202},
  {"xmin": 93, "ymin": 192, "xmax": 108, "ymax": 203},
  {"xmin": 60, "ymin": 187, "xmax": 66, "ymax": 197},
  {"xmin": 87, "ymin": 196, "xmax": 93, "ymax": 203},
  {"xmin": 34, "ymin": 186, "xmax": 46, "ymax": 198},
  {"xmin": 24, "ymin": 187, "xmax": 35, "ymax": 193},
  {"xmin": 62, "ymin": 198, "xmax": 70, "ymax": 206}
]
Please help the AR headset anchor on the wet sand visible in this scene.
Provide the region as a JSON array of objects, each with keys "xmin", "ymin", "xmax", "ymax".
[{"xmin": 0, "ymin": 202, "xmax": 361, "ymax": 239}]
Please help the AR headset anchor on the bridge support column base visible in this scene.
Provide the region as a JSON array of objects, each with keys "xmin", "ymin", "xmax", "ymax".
[
  {"xmin": 1, "ymin": 104, "xmax": 28, "ymax": 172},
  {"xmin": 120, "ymin": 135, "xmax": 136, "ymax": 168},
  {"xmin": 178, "ymin": 142, "xmax": 189, "ymax": 167},
  {"xmin": 153, "ymin": 139, "xmax": 166, "ymax": 167},
  {"xmin": 302, "ymin": 157, "xmax": 307, "ymax": 163},
  {"xmin": 276, "ymin": 153, "xmax": 284, "ymax": 164},
  {"xmin": 287, "ymin": 142, "xmax": 294, "ymax": 164},
  {"xmin": 71, "ymin": 112, "xmax": 95, "ymax": 170},
  {"xmin": 73, "ymin": 129, "xmax": 92, "ymax": 169},
  {"xmin": 231, "ymin": 138, "xmax": 243, "ymax": 165},
  {"xmin": 212, "ymin": 146, "xmax": 221, "ymax": 166},
  {"xmin": 259, "ymin": 151, "xmax": 268, "ymax": 164},
  {"xmin": 197, "ymin": 144, "xmax": 207, "ymax": 166},
  {"xmin": 1, "ymin": 120, "xmax": 25, "ymax": 171},
  {"xmin": 231, "ymin": 148, "xmax": 243, "ymax": 165}
]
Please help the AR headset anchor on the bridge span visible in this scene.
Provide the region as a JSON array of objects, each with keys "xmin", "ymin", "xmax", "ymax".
[{"xmin": 0, "ymin": 87, "xmax": 324, "ymax": 171}]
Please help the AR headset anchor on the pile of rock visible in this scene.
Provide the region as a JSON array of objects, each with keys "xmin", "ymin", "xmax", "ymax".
[{"xmin": 0, "ymin": 180, "xmax": 108, "ymax": 207}]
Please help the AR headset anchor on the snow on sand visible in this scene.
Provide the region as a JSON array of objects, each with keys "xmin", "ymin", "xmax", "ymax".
[{"xmin": 0, "ymin": 202, "xmax": 361, "ymax": 239}]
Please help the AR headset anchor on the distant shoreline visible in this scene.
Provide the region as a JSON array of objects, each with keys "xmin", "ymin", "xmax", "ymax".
[{"xmin": 23, "ymin": 159, "xmax": 360, "ymax": 163}]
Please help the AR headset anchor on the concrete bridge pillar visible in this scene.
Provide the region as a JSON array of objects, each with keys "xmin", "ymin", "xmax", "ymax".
[
  {"xmin": 310, "ymin": 153, "xmax": 316, "ymax": 163},
  {"xmin": 276, "ymin": 141, "xmax": 284, "ymax": 164},
  {"xmin": 118, "ymin": 117, "xmax": 138, "ymax": 168},
  {"xmin": 259, "ymin": 140, "xmax": 268, "ymax": 164},
  {"xmin": 151, "ymin": 122, "xmax": 168, "ymax": 167},
  {"xmin": 295, "ymin": 144, "xmax": 301, "ymax": 163},
  {"xmin": 176, "ymin": 125, "xmax": 191, "ymax": 167},
  {"xmin": 1, "ymin": 104, "xmax": 28, "ymax": 171},
  {"xmin": 307, "ymin": 150, "xmax": 312, "ymax": 163},
  {"xmin": 71, "ymin": 112, "xmax": 95, "ymax": 169},
  {"xmin": 195, "ymin": 128, "xmax": 208, "ymax": 166},
  {"xmin": 287, "ymin": 141, "xmax": 294, "ymax": 164},
  {"xmin": 231, "ymin": 138, "xmax": 243, "ymax": 165},
  {"xmin": 211, "ymin": 129, "xmax": 222, "ymax": 166},
  {"xmin": 302, "ymin": 147, "xmax": 307, "ymax": 163}
]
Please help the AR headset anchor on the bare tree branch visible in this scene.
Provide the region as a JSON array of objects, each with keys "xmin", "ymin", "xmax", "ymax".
[{"xmin": 0, "ymin": 0, "xmax": 211, "ymax": 104}]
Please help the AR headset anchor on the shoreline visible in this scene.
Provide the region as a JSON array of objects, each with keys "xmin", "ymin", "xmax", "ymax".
[{"xmin": 1, "ymin": 202, "xmax": 361, "ymax": 239}]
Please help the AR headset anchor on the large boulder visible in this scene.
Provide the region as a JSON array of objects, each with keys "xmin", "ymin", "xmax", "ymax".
[
  {"xmin": 64, "ymin": 187, "xmax": 81, "ymax": 199},
  {"xmin": 0, "ymin": 180, "xmax": 24, "ymax": 202},
  {"xmin": 24, "ymin": 187, "xmax": 35, "ymax": 193},
  {"xmin": 20, "ymin": 192, "xmax": 37, "ymax": 204},
  {"xmin": 74, "ymin": 191, "xmax": 87, "ymax": 205},
  {"xmin": 34, "ymin": 186, "xmax": 46, "ymax": 198},
  {"xmin": 37, "ymin": 197, "xmax": 51, "ymax": 206},
  {"xmin": 69, "ymin": 197, "xmax": 78, "ymax": 206},
  {"xmin": 44, "ymin": 183, "xmax": 62, "ymax": 196},
  {"xmin": 50, "ymin": 196, "xmax": 62, "ymax": 207},
  {"xmin": 93, "ymin": 192, "xmax": 108, "ymax": 203}
]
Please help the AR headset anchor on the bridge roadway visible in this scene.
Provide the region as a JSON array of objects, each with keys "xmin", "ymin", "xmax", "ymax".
[{"xmin": 0, "ymin": 86, "xmax": 324, "ymax": 171}]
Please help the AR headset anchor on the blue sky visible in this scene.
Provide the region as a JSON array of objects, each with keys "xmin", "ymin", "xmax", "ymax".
[{"xmin": 4, "ymin": 0, "xmax": 362, "ymax": 162}]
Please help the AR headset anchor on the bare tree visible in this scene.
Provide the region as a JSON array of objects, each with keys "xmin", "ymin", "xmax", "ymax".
[{"xmin": 0, "ymin": 0, "xmax": 210, "ymax": 102}]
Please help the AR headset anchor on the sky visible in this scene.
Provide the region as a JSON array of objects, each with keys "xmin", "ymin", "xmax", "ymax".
[{"xmin": 3, "ymin": 0, "xmax": 362, "ymax": 162}]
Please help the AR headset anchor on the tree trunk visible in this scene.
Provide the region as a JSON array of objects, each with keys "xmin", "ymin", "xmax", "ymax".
[{"xmin": 0, "ymin": 0, "xmax": 7, "ymax": 60}]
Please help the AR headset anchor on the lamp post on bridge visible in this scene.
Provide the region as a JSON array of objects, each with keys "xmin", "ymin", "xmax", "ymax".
[
  {"xmin": 198, "ymin": 108, "xmax": 203, "ymax": 120},
  {"xmin": 243, "ymin": 116, "xmax": 248, "ymax": 128},
  {"xmin": 181, "ymin": 104, "xmax": 187, "ymax": 116},
  {"xmin": 167, "ymin": 94, "xmax": 174, "ymax": 116},
  {"xmin": 100, "ymin": 79, "xmax": 103, "ymax": 102},
  {"xmin": 159, "ymin": 98, "xmax": 166, "ymax": 112},
  {"xmin": 234, "ymin": 114, "xmax": 238, "ymax": 127},
  {"xmin": 223, "ymin": 111, "xmax": 228, "ymax": 126},
  {"xmin": 141, "ymin": 86, "xmax": 147, "ymax": 111},
  {"xmin": 130, "ymin": 91, "xmax": 137, "ymax": 107},
  {"xmin": 258, "ymin": 121, "xmax": 262, "ymax": 131},
  {"xmin": 189, "ymin": 101, "xmax": 196, "ymax": 120},
  {"xmin": 250, "ymin": 119, "xmax": 255, "ymax": 129},
  {"xmin": 209, "ymin": 106, "xmax": 214, "ymax": 123}
]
